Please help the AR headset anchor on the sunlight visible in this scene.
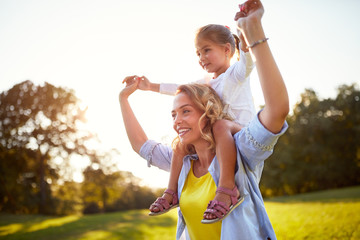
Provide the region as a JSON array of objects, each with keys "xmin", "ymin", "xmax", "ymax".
[
  {"xmin": 27, "ymin": 215, "xmax": 80, "ymax": 232},
  {"xmin": 0, "ymin": 215, "xmax": 82, "ymax": 235},
  {"xmin": 0, "ymin": 223, "xmax": 23, "ymax": 236},
  {"xmin": 79, "ymin": 230, "xmax": 115, "ymax": 240},
  {"xmin": 73, "ymin": 171, "xmax": 84, "ymax": 183},
  {"xmin": 69, "ymin": 154, "xmax": 91, "ymax": 182},
  {"xmin": 69, "ymin": 154, "xmax": 90, "ymax": 169}
]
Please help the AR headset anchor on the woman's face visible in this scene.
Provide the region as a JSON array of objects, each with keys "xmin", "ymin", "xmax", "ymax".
[{"xmin": 172, "ymin": 92, "xmax": 206, "ymax": 146}]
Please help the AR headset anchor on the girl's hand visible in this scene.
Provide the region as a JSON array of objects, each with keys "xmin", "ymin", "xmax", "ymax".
[
  {"xmin": 120, "ymin": 75, "xmax": 140, "ymax": 100},
  {"xmin": 137, "ymin": 76, "xmax": 152, "ymax": 91},
  {"xmin": 122, "ymin": 75, "xmax": 160, "ymax": 93}
]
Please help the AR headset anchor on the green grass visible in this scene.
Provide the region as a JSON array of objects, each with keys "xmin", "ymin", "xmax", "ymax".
[
  {"xmin": 0, "ymin": 210, "xmax": 177, "ymax": 240},
  {"xmin": 1, "ymin": 186, "xmax": 359, "ymax": 240},
  {"xmin": 265, "ymin": 186, "xmax": 360, "ymax": 240},
  {"xmin": 266, "ymin": 185, "xmax": 360, "ymax": 203}
]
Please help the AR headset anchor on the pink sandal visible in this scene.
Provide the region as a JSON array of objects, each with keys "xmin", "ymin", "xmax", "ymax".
[
  {"xmin": 148, "ymin": 189, "xmax": 179, "ymax": 216},
  {"xmin": 201, "ymin": 186, "xmax": 244, "ymax": 224}
]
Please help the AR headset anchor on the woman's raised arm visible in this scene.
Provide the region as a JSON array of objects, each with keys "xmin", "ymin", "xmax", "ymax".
[
  {"xmin": 236, "ymin": 0, "xmax": 289, "ymax": 133},
  {"xmin": 119, "ymin": 77, "xmax": 148, "ymax": 153}
]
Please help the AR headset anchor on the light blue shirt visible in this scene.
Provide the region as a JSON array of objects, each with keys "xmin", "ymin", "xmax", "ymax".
[{"xmin": 139, "ymin": 112, "xmax": 288, "ymax": 240}]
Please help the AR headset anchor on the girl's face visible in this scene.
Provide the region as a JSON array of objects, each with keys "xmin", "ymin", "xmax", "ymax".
[
  {"xmin": 172, "ymin": 92, "xmax": 206, "ymax": 146},
  {"xmin": 195, "ymin": 38, "xmax": 230, "ymax": 78}
]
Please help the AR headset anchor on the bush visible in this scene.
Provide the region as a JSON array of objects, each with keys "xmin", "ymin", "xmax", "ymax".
[{"xmin": 83, "ymin": 202, "xmax": 101, "ymax": 214}]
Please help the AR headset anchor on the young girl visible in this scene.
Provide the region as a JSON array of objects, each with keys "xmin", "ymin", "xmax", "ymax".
[{"xmin": 123, "ymin": 23, "xmax": 256, "ymax": 223}]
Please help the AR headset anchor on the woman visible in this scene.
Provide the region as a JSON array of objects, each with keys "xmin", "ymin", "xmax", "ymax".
[{"xmin": 119, "ymin": 0, "xmax": 289, "ymax": 239}]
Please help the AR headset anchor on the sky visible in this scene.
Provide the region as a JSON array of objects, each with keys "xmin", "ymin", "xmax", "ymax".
[{"xmin": 1, "ymin": 0, "xmax": 359, "ymax": 188}]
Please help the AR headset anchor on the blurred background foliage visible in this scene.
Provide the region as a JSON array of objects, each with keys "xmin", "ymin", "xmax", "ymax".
[
  {"xmin": 261, "ymin": 84, "xmax": 360, "ymax": 197},
  {"xmin": 0, "ymin": 80, "xmax": 159, "ymax": 215},
  {"xmin": 0, "ymin": 80, "xmax": 359, "ymax": 215}
]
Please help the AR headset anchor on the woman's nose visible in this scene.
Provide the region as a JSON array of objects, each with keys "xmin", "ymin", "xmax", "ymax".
[{"xmin": 174, "ymin": 115, "xmax": 182, "ymax": 125}]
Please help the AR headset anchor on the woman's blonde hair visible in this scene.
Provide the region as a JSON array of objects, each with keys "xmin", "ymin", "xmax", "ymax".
[{"xmin": 172, "ymin": 83, "xmax": 233, "ymax": 154}]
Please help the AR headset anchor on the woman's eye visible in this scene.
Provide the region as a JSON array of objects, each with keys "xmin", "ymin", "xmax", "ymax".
[{"xmin": 183, "ymin": 109, "xmax": 190, "ymax": 114}]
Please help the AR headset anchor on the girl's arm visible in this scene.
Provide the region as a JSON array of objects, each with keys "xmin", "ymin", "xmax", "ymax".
[
  {"xmin": 234, "ymin": 46, "xmax": 254, "ymax": 81},
  {"xmin": 236, "ymin": 0, "xmax": 289, "ymax": 133},
  {"xmin": 119, "ymin": 78, "xmax": 148, "ymax": 153},
  {"xmin": 122, "ymin": 75, "xmax": 178, "ymax": 96}
]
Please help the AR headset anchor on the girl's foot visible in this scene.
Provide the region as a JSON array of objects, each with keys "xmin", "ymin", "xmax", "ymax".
[
  {"xmin": 202, "ymin": 186, "xmax": 243, "ymax": 223},
  {"xmin": 149, "ymin": 189, "xmax": 179, "ymax": 216}
]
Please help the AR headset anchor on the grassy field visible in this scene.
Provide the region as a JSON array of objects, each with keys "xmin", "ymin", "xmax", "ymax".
[
  {"xmin": 266, "ymin": 186, "xmax": 360, "ymax": 240},
  {"xmin": 1, "ymin": 186, "xmax": 359, "ymax": 240}
]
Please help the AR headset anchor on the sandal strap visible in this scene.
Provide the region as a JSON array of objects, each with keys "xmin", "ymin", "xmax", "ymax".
[
  {"xmin": 164, "ymin": 189, "xmax": 179, "ymax": 206},
  {"xmin": 204, "ymin": 200, "xmax": 230, "ymax": 219},
  {"xmin": 204, "ymin": 208, "xmax": 223, "ymax": 219},
  {"xmin": 151, "ymin": 197, "xmax": 170, "ymax": 211},
  {"xmin": 216, "ymin": 186, "xmax": 238, "ymax": 206}
]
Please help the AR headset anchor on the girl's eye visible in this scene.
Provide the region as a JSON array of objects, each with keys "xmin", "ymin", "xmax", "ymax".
[{"xmin": 183, "ymin": 109, "xmax": 190, "ymax": 114}]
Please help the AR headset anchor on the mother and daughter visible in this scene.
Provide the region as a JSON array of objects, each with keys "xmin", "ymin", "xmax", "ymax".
[{"xmin": 120, "ymin": 0, "xmax": 289, "ymax": 239}]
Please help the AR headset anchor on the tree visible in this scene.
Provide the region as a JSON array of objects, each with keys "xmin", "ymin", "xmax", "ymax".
[
  {"xmin": 260, "ymin": 83, "xmax": 360, "ymax": 197},
  {"xmin": 0, "ymin": 145, "xmax": 41, "ymax": 213},
  {"xmin": 0, "ymin": 80, "xmax": 94, "ymax": 214},
  {"xmin": 51, "ymin": 181, "xmax": 82, "ymax": 215},
  {"xmin": 81, "ymin": 165, "xmax": 158, "ymax": 214}
]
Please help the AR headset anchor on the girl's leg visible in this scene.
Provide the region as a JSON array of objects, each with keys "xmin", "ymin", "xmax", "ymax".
[
  {"xmin": 149, "ymin": 148, "xmax": 184, "ymax": 213},
  {"xmin": 203, "ymin": 119, "xmax": 242, "ymax": 220}
]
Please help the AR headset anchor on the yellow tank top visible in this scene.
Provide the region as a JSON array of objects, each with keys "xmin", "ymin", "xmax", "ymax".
[{"xmin": 179, "ymin": 160, "xmax": 221, "ymax": 240}]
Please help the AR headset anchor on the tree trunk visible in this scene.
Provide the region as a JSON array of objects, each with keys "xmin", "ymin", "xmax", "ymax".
[{"xmin": 39, "ymin": 152, "xmax": 46, "ymax": 214}]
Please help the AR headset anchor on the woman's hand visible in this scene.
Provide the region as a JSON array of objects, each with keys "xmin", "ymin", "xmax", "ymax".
[
  {"xmin": 235, "ymin": 0, "xmax": 264, "ymax": 25},
  {"xmin": 120, "ymin": 75, "xmax": 140, "ymax": 101},
  {"xmin": 235, "ymin": 0, "xmax": 289, "ymax": 133},
  {"xmin": 119, "ymin": 75, "xmax": 148, "ymax": 153},
  {"xmin": 234, "ymin": 0, "xmax": 264, "ymax": 46}
]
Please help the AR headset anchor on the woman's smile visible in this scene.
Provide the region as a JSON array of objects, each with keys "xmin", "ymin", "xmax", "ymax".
[
  {"xmin": 172, "ymin": 92, "xmax": 205, "ymax": 145},
  {"xmin": 178, "ymin": 127, "xmax": 191, "ymax": 137}
]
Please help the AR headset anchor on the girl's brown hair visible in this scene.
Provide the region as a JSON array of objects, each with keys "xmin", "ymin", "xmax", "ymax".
[{"xmin": 195, "ymin": 24, "xmax": 240, "ymax": 60}]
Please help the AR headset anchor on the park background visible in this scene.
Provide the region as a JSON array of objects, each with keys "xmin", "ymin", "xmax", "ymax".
[{"xmin": 1, "ymin": 0, "xmax": 359, "ymax": 239}]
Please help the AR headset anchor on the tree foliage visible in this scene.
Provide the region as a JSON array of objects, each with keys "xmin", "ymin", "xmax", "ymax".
[
  {"xmin": 261, "ymin": 84, "xmax": 360, "ymax": 197},
  {"xmin": 0, "ymin": 80, "xmax": 160, "ymax": 215},
  {"xmin": 0, "ymin": 80, "xmax": 92, "ymax": 213},
  {"xmin": 81, "ymin": 167, "xmax": 157, "ymax": 214}
]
